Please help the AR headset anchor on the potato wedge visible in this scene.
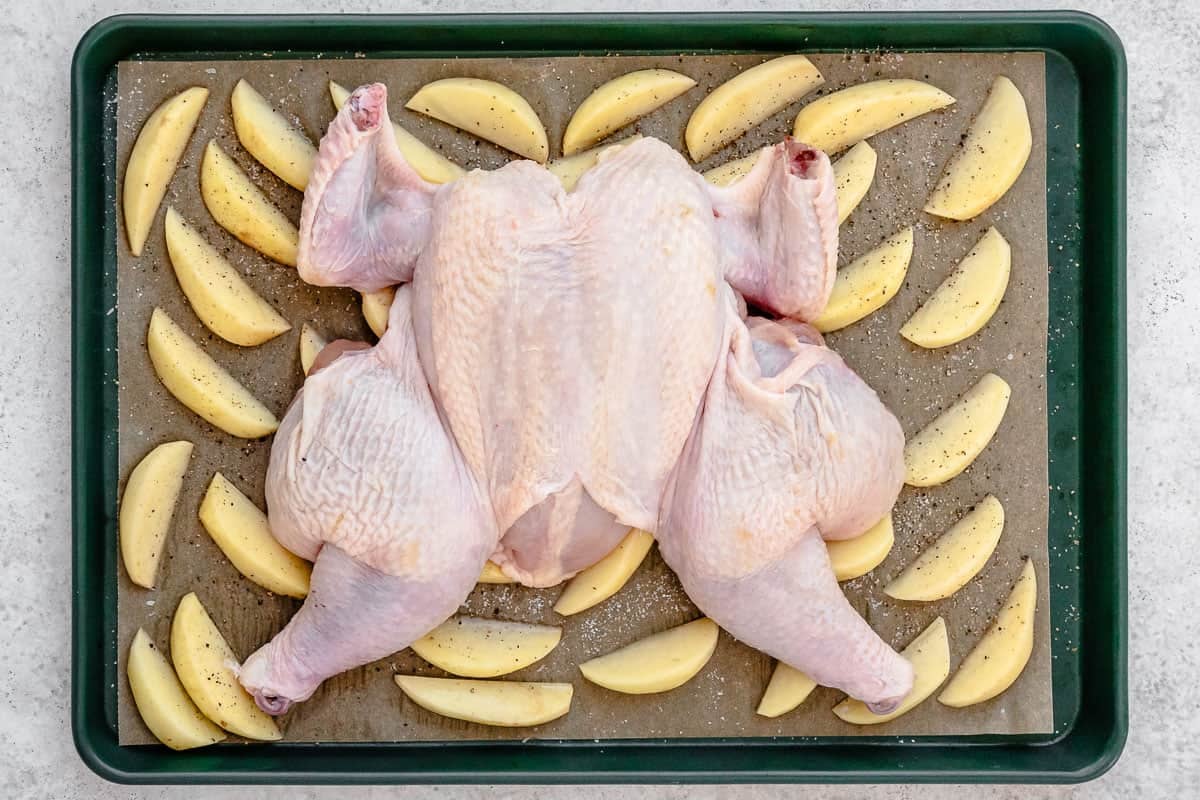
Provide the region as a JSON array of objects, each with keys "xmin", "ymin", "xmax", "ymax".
[
  {"xmin": 231, "ymin": 78, "xmax": 316, "ymax": 190},
  {"xmin": 170, "ymin": 592, "xmax": 282, "ymax": 740},
  {"xmin": 925, "ymin": 76, "xmax": 1032, "ymax": 220},
  {"xmin": 147, "ymin": 307, "xmax": 279, "ymax": 439},
  {"xmin": 411, "ymin": 616, "xmax": 562, "ymax": 678},
  {"xmin": 702, "ymin": 151, "xmax": 760, "ymax": 187},
  {"xmin": 686, "ymin": 55, "xmax": 823, "ymax": 162},
  {"xmin": 826, "ymin": 513, "xmax": 894, "ymax": 583},
  {"xmin": 164, "ymin": 207, "xmax": 291, "ymax": 346},
  {"xmin": 547, "ymin": 135, "xmax": 641, "ymax": 191},
  {"xmin": 329, "ymin": 81, "xmax": 465, "ymax": 184},
  {"xmin": 904, "ymin": 373, "xmax": 1011, "ymax": 487},
  {"xmin": 833, "ymin": 616, "xmax": 949, "ymax": 725},
  {"xmin": 406, "ymin": 77, "xmax": 548, "ymax": 162},
  {"xmin": 127, "ymin": 628, "xmax": 226, "ymax": 750},
  {"xmin": 793, "ymin": 79, "xmax": 954, "ymax": 154},
  {"xmin": 394, "ymin": 675, "xmax": 573, "ymax": 727},
  {"xmin": 119, "ymin": 440, "xmax": 193, "ymax": 589},
  {"xmin": 563, "ymin": 69, "xmax": 696, "ymax": 155},
  {"xmin": 361, "ymin": 287, "xmax": 396, "ymax": 338},
  {"xmin": 939, "ymin": 559, "xmax": 1037, "ymax": 707},
  {"xmin": 299, "ymin": 323, "xmax": 327, "ymax": 375},
  {"xmin": 198, "ymin": 472, "xmax": 312, "ymax": 598},
  {"xmin": 200, "ymin": 140, "xmax": 299, "ymax": 266},
  {"xmin": 579, "ymin": 618, "xmax": 718, "ymax": 694},
  {"xmin": 812, "ymin": 227, "xmax": 914, "ymax": 333},
  {"xmin": 123, "ymin": 86, "xmax": 209, "ymax": 256},
  {"xmin": 478, "ymin": 560, "xmax": 516, "ymax": 584},
  {"xmin": 554, "ymin": 528, "xmax": 654, "ymax": 616},
  {"xmin": 885, "ymin": 496, "xmax": 1005, "ymax": 602},
  {"xmin": 901, "ymin": 227, "xmax": 1011, "ymax": 348},
  {"xmin": 832, "ymin": 141, "xmax": 877, "ymax": 225},
  {"xmin": 756, "ymin": 662, "xmax": 817, "ymax": 718}
]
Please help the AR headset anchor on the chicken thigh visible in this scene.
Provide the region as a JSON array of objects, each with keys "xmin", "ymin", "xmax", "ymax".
[{"xmin": 241, "ymin": 82, "xmax": 910, "ymax": 714}]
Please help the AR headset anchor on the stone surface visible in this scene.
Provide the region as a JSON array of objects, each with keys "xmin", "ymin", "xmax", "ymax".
[{"xmin": 1, "ymin": 0, "xmax": 1192, "ymax": 796}]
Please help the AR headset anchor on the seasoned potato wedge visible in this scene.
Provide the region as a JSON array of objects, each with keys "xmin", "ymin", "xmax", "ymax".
[
  {"xmin": 925, "ymin": 76, "xmax": 1032, "ymax": 220},
  {"xmin": 394, "ymin": 675, "xmax": 573, "ymax": 727},
  {"xmin": 406, "ymin": 77, "xmax": 549, "ymax": 162},
  {"xmin": 198, "ymin": 472, "xmax": 312, "ymax": 598},
  {"xmin": 756, "ymin": 662, "xmax": 818, "ymax": 718},
  {"xmin": 411, "ymin": 616, "xmax": 562, "ymax": 678},
  {"xmin": 563, "ymin": 69, "xmax": 695, "ymax": 155},
  {"xmin": 901, "ymin": 227, "xmax": 1011, "ymax": 348},
  {"xmin": 478, "ymin": 560, "xmax": 516, "ymax": 584},
  {"xmin": 793, "ymin": 79, "xmax": 954, "ymax": 154},
  {"xmin": 885, "ymin": 496, "xmax": 1005, "ymax": 602},
  {"xmin": 547, "ymin": 135, "xmax": 641, "ymax": 191},
  {"xmin": 904, "ymin": 373, "xmax": 1011, "ymax": 487},
  {"xmin": 231, "ymin": 78, "xmax": 316, "ymax": 190},
  {"xmin": 164, "ymin": 207, "xmax": 291, "ymax": 346},
  {"xmin": 579, "ymin": 618, "xmax": 718, "ymax": 694},
  {"xmin": 813, "ymin": 227, "xmax": 914, "ymax": 333},
  {"xmin": 119, "ymin": 440, "xmax": 194, "ymax": 589},
  {"xmin": 200, "ymin": 140, "xmax": 299, "ymax": 266},
  {"xmin": 939, "ymin": 559, "xmax": 1037, "ymax": 707},
  {"xmin": 833, "ymin": 616, "xmax": 949, "ymax": 725},
  {"xmin": 554, "ymin": 528, "xmax": 654, "ymax": 616},
  {"xmin": 832, "ymin": 141, "xmax": 878, "ymax": 225},
  {"xmin": 123, "ymin": 86, "xmax": 209, "ymax": 256},
  {"xmin": 686, "ymin": 55, "xmax": 823, "ymax": 162},
  {"xmin": 361, "ymin": 287, "xmax": 396, "ymax": 338},
  {"xmin": 299, "ymin": 323, "xmax": 327, "ymax": 375},
  {"xmin": 170, "ymin": 592, "xmax": 282, "ymax": 740},
  {"xmin": 127, "ymin": 628, "xmax": 226, "ymax": 750},
  {"xmin": 702, "ymin": 151, "xmax": 760, "ymax": 187},
  {"xmin": 826, "ymin": 513, "xmax": 894, "ymax": 583},
  {"xmin": 329, "ymin": 81, "xmax": 465, "ymax": 184},
  {"xmin": 146, "ymin": 307, "xmax": 279, "ymax": 439}
]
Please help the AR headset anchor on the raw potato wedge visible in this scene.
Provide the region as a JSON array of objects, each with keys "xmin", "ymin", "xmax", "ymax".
[
  {"xmin": 554, "ymin": 528, "xmax": 655, "ymax": 615},
  {"xmin": 231, "ymin": 78, "xmax": 316, "ymax": 190},
  {"xmin": 394, "ymin": 675, "xmax": 573, "ymax": 727},
  {"xmin": 170, "ymin": 593, "xmax": 282, "ymax": 740},
  {"xmin": 756, "ymin": 662, "xmax": 818, "ymax": 718},
  {"xmin": 123, "ymin": 86, "xmax": 209, "ymax": 256},
  {"xmin": 164, "ymin": 207, "xmax": 291, "ymax": 346},
  {"xmin": 329, "ymin": 81, "xmax": 465, "ymax": 184},
  {"xmin": 904, "ymin": 373, "xmax": 1011, "ymax": 487},
  {"xmin": 939, "ymin": 559, "xmax": 1037, "ymax": 707},
  {"xmin": 299, "ymin": 323, "xmax": 327, "ymax": 375},
  {"xmin": 579, "ymin": 618, "xmax": 718, "ymax": 694},
  {"xmin": 547, "ymin": 135, "xmax": 641, "ymax": 191},
  {"xmin": 833, "ymin": 616, "xmax": 950, "ymax": 725},
  {"xmin": 200, "ymin": 140, "xmax": 299, "ymax": 266},
  {"xmin": 832, "ymin": 141, "xmax": 878, "ymax": 225},
  {"xmin": 563, "ymin": 69, "xmax": 696, "ymax": 155},
  {"xmin": 119, "ymin": 440, "xmax": 194, "ymax": 589},
  {"xmin": 406, "ymin": 77, "xmax": 549, "ymax": 162},
  {"xmin": 146, "ymin": 307, "xmax": 279, "ymax": 439},
  {"xmin": 885, "ymin": 495, "xmax": 1005, "ymax": 602},
  {"xmin": 686, "ymin": 55, "xmax": 824, "ymax": 162},
  {"xmin": 703, "ymin": 151, "xmax": 760, "ymax": 187},
  {"xmin": 813, "ymin": 227, "xmax": 914, "ymax": 333},
  {"xmin": 411, "ymin": 616, "xmax": 562, "ymax": 678},
  {"xmin": 478, "ymin": 560, "xmax": 516, "ymax": 584},
  {"xmin": 925, "ymin": 76, "xmax": 1032, "ymax": 220},
  {"xmin": 826, "ymin": 513, "xmax": 894, "ymax": 583},
  {"xmin": 198, "ymin": 472, "xmax": 312, "ymax": 598},
  {"xmin": 793, "ymin": 79, "xmax": 955, "ymax": 154},
  {"xmin": 361, "ymin": 287, "xmax": 396, "ymax": 337},
  {"xmin": 127, "ymin": 628, "xmax": 226, "ymax": 750},
  {"xmin": 901, "ymin": 227, "xmax": 1012, "ymax": 348}
]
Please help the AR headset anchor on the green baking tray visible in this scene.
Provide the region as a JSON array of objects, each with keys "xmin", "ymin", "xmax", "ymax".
[{"xmin": 71, "ymin": 11, "xmax": 1127, "ymax": 784}]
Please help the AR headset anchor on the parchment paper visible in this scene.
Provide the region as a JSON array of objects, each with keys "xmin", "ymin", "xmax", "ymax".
[{"xmin": 115, "ymin": 51, "xmax": 1050, "ymax": 744}]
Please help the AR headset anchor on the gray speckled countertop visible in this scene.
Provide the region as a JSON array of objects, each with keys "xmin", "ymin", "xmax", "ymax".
[{"xmin": 5, "ymin": 0, "xmax": 1194, "ymax": 796}]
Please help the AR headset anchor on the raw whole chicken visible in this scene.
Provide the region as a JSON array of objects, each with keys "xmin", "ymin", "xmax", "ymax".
[{"xmin": 237, "ymin": 83, "xmax": 912, "ymax": 717}]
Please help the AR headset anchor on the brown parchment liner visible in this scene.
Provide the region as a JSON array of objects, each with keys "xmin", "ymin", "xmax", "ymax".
[{"xmin": 115, "ymin": 51, "xmax": 1050, "ymax": 743}]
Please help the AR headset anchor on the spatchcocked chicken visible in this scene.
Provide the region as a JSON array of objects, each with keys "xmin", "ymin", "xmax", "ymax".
[{"xmin": 237, "ymin": 83, "xmax": 912, "ymax": 716}]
